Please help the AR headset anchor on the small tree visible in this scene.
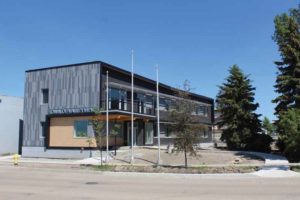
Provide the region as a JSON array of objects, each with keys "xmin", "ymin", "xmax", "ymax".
[
  {"xmin": 110, "ymin": 120, "xmax": 122, "ymax": 156},
  {"xmin": 86, "ymin": 136, "xmax": 93, "ymax": 158},
  {"xmin": 169, "ymin": 81, "xmax": 203, "ymax": 168},
  {"xmin": 277, "ymin": 108, "xmax": 300, "ymax": 162},
  {"xmin": 91, "ymin": 108, "xmax": 105, "ymax": 166},
  {"xmin": 262, "ymin": 117, "xmax": 275, "ymax": 136}
]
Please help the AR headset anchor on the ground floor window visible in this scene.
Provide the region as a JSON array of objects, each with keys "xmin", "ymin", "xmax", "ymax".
[
  {"xmin": 160, "ymin": 123, "xmax": 171, "ymax": 137},
  {"xmin": 40, "ymin": 122, "xmax": 47, "ymax": 138},
  {"xmin": 110, "ymin": 121, "xmax": 123, "ymax": 137},
  {"xmin": 74, "ymin": 120, "xmax": 89, "ymax": 138}
]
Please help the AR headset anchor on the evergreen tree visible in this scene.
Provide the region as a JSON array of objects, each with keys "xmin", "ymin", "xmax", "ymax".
[
  {"xmin": 273, "ymin": 9, "xmax": 300, "ymax": 115},
  {"xmin": 216, "ymin": 65, "xmax": 262, "ymax": 150},
  {"xmin": 262, "ymin": 117, "xmax": 274, "ymax": 136},
  {"xmin": 277, "ymin": 108, "xmax": 300, "ymax": 162},
  {"xmin": 273, "ymin": 6, "xmax": 300, "ymax": 159}
]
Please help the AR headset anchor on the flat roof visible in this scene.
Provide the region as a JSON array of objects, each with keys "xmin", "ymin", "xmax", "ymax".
[{"xmin": 26, "ymin": 60, "xmax": 214, "ymax": 103}]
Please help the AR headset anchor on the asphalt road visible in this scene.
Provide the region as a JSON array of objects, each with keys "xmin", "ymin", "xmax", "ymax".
[{"xmin": 0, "ymin": 165, "xmax": 300, "ymax": 200}]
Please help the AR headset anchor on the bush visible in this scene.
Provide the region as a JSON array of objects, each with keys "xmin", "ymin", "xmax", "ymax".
[{"xmin": 246, "ymin": 134, "xmax": 273, "ymax": 153}]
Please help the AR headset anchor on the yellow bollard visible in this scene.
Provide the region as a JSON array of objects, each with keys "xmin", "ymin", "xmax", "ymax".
[{"xmin": 12, "ymin": 154, "xmax": 20, "ymax": 166}]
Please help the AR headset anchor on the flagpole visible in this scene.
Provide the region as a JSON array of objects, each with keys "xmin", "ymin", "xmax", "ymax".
[
  {"xmin": 156, "ymin": 64, "xmax": 161, "ymax": 165},
  {"xmin": 106, "ymin": 70, "xmax": 109, "ymax": 162},
  {"xmin": 131, "ymin": 50, "xmax": 135, "ymax": 164}
]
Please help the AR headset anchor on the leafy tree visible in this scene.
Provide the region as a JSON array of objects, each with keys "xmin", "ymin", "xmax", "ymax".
[
  {"xmin": 277, "ymin": 108, "xmax": 300, "ymax": 162},
  {"xmin": 262, "ymin": 117, "xmax": 275, "ymax": 136},
  {"xmin": 273, "ymin": 6, "xmax": 300, "ymax": 157},
  {"xmin": 169, "ymin": 81, "xmax": 204, "ymax": 168},
  {"xmin": 216, "ymin": 65, "xmax": 263, "ymax": 150},
  {"xmin": 91, "ymin": 108, "xmax": 106, "ymax": 166}
]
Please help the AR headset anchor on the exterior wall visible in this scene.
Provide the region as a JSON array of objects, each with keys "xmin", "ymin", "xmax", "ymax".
[
  {"xmin": 0, "ymin": 95, "xmax": 23, "ymax": 154},
  {"xmin": 23, "ymin": 63, "xmax": 101, "ymax": 148},
  {"xmin": 153, "ymin": 126, "xmax": 213, "ymax": 145},
  {"xmin": 22, "ymin": 146, "xmax": 108, "ymax": 159},
  {"xmin": 49, "ymin": 116, "xmax": 124, "ymax": 148},
  {"xmin": 23, "ymin": 61, "xmax": 214, "ymax": 158}
]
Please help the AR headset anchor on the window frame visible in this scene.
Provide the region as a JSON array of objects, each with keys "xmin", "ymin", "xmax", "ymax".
[
  {"xmin": 41, "ymin": 88, "xmax": 49, "ymax": 104},
  {"xmin": 73, "ymin": 120, "xmax": 89, "ymax": 138}
]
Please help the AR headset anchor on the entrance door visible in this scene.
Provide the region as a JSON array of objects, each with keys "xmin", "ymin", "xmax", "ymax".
[
  {"xmin": 145, "ymin": 122, "xmax": 153, "ymax": 145},
  {"xmin": 127, "ymin": 125, "xmax": 138, "ymax": 146}
]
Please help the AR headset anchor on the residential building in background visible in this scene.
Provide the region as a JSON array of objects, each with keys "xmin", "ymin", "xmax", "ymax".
[
  {"xmin": 0, "ymin": 95, "xmax": 23, "ymax": 155},
  {"xmin": 22, "ymin": 61, "xmax": 214, "ymax": 158}
]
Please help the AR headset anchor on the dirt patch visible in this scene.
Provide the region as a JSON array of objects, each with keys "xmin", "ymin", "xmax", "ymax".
[
  {"xmin": 111, "ymin": 148, "xmax": 264, "ymax": 166},
  {"xmin": 90, "ymin": 165, "xmax": 259, "ymax": 174}
]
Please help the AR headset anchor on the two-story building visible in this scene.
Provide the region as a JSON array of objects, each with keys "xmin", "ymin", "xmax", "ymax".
[{"xmin": 22, "ymin": 61, "xmax": 214, "ymax": 158}]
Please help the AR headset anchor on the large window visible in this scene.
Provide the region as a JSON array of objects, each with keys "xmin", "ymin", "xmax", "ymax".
[
  {"xmin": 110, "ymin": 122, "xmax": 123, "ymax": 137},
  {"xmin": 74, "ymin": 120, "xmax": 89, "ymax": 138},
  {"xmin": 196, "ymin": 105, "xmax": 209, "ymax": 117},
  {"xmin": 160, "ymin": 123, "xmax": 171, "ymax": 137},
  {"xmin": 145, "ymin": 95, "xmax": 154, "ymax": 115},
  {"xmin": 109, "ymin": 87, "xmax": 127, "ymax": 110}
]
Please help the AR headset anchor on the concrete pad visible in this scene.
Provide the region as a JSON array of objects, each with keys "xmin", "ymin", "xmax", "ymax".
[{"xmin": 253, "ymin": 168, "xmax": 300, "ymax": 178}]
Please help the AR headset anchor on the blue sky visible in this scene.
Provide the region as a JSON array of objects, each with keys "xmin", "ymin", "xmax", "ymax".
[{"xmin": 0, "ymin": 0, "xmax": 299, "ymax": 120}]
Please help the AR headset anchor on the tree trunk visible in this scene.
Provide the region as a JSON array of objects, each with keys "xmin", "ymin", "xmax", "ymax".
[
  {"xmin": 114, "ymin": 136, "xmax": 117, "ymax": 156},
  {"xmin": 184, "ymin": 147, "xmax": 187, "ymax": 168}
]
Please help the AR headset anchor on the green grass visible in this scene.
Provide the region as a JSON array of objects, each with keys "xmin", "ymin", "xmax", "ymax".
[
  {"xmin": 0, "ymin": 153, "xmax": 11, "ymax": 156},
  {"xmin": 291, "ymin": 166, "xmax": 300, "ymax": 172},
  {"xmin": 93, "ymin": 165, "xmax": 116, "ymax": 171}
]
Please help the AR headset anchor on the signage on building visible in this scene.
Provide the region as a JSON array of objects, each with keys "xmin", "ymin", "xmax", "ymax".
[{"xmin": 49, "ymin": 107, "xmax": 94, "ymax": 114}]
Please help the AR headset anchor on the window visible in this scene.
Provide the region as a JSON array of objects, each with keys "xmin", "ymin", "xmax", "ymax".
[
  {"xmin": 196, "ymin": 105, "xmax": 209, "ymax": 117},
  {"xmin": 159, "ymin": 97, "xmax": 168, "ymax": 111},
  {"xmin": 74, "ymin": 120, "xmax": 89, "ymax": 137},
  {"xmin": 160, "ymin": 124, "xmax": 171, "ymax": 137},
  {"xmin": 41, "ymin": 89, "xmax": 49, "ymax": 104},
  {"xmin": 108, "ymin": 87, "xmax": 127, "ymax": 110},
  {"xmin": 203, "ymin": 129, "xmax": 208, "ymax": 138},
  {"xmin": 40, "ymin": 122, "xmax": 47, "ymax": 138}
]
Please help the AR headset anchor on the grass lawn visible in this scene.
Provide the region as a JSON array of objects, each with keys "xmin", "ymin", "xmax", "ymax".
[{"xmin": 291, "ymin": 166, "xmax": 300, "ymax": 172}]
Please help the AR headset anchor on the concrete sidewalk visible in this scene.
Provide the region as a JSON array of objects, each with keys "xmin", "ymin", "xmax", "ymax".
[
  {"xmin": 244, "ymin": 152, "xmax": 300, "ymax": 178},
  {"xmin": 1, "ymin": 151, "xmax": 299, "ymax": 178}
]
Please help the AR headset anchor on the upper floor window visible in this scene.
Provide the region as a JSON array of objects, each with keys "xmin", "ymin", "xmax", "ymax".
[
  {"xmin": 196, "ymin": 105, "xmax": 209, "ymax": 117},
  {"xmin": 41, "ymin": 89, "xmax": 49, "ymax": 104}
]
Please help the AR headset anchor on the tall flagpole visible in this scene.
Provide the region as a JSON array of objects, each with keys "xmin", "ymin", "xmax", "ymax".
[
  {"xmin": 156, "ymin": 64, "xmax": 161, "ymax": 165},
  {"xmin": 131, "ymin": 50, "xmax": 135, "ymax": 164},
  {"xmin": 106, "ymin": 70, "xmax": 109, "ymax": 163}
]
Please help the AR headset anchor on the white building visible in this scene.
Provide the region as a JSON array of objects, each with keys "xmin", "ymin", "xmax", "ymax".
[{"xmin": 0, "ymin": 95, "xmax": 23, "ymax": 155}]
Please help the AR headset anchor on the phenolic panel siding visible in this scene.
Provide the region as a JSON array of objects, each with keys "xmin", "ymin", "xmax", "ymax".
[{"xmin": 23, "ymin": 63, "xmax": 101, "ymax": 147}]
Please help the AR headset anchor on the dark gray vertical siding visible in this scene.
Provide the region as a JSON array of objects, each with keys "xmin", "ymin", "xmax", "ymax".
[{"xmin": 23, "ymin": 63, "xmax": 101, "ymax": 147}]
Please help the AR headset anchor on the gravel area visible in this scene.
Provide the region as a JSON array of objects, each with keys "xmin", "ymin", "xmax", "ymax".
[{"xmin": 110, "ymin": 148, "xmax": 264, "ymax": 166}]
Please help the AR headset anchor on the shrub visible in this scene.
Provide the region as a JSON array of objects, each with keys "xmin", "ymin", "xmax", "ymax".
[{"xmin": 246, "ymin": 134, "xmax": 273, "ymax": 153}]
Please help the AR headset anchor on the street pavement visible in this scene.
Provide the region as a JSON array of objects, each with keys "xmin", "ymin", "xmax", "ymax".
[{"xmin": 0, "ymin": 165, "xmax": 300, "ymax": 200}]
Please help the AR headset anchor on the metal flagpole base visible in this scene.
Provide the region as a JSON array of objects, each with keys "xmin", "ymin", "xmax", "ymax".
[
  {"xmin": 156, "ymin": 159, "xmax": 162, "ymax": 166},
  {"xmin": 130, "ymin": 157, "xmax": 135, "ymax": 165}
]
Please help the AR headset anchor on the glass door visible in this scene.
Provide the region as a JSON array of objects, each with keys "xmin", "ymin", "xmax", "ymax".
[
  {"xmin": 145, "ymin": 122, "xmax": 154, "ymax": 145},
  {"xmin": 127, "ymin": 122, "xmax": 138, "ymax": 146}
]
